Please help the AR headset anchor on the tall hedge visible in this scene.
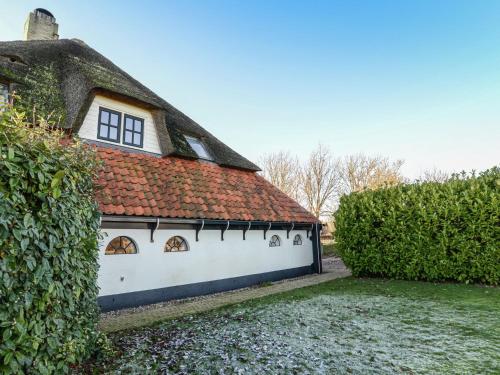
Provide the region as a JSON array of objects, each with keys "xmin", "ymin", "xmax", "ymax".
[
  {"xmin": 0, "ymin": 107, "xmax": 101, "ymax": 373},
  {"xmin": 335, "ymin": 168, "xmax": 499, "ymax": 285}
]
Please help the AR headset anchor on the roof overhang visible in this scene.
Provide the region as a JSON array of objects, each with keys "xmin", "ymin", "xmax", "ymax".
[{"xmin": 100, "ymin": 215, "xmax": 321, "ymax": 242}]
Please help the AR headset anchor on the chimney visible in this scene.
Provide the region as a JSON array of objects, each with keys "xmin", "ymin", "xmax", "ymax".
[{"xmin": 24, "ymin": 8, "xmax": 59, "ymax": 41}]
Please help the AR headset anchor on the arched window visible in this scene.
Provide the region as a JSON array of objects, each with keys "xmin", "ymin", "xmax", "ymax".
[
  {"xmin": 165, "ymin": 236, "xmax": 189, "ymax": 252},
  {"xmin": 293, "ymin": 234, "xmax": 302, "ymax": 245},
  {"xmin": 269, "ymin": 235, "xmax": 281, "ymax": 247},
  {"xmin": 105, "ymin": 236, "xmax": 137, "ymax": 255}
]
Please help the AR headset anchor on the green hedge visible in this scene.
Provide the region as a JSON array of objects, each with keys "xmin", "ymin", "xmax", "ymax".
[
  {"xmin": 0, "ymin": 107, "xmax": 101, "ymax": 373},
  {"xmin": 335, "ymin": 168, "xmax": 499, "ymax": 285}
]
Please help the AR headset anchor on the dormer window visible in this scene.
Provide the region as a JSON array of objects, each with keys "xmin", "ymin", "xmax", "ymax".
[
  {"xmin": 184, "ymin": 135, "xmax": 213, "ymax": 161},
  {"xmin": 123, "ymin": 114, "xmax": 144, "ymax": 148},
  {"xmin": 98, "ymin": 107, "xmax": 121, "ymax": 143},
  {"xmin": 0, "ymin": 83, "xmax": 9, "ymax": 107},
  {"xmin": 95, "ymin": 106, "xmax": 146, "ymax": 149}
]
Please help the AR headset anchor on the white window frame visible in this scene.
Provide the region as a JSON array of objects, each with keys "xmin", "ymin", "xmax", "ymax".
[
  {"xmin": 0, "ymin": 83, "xmax": 9, "ymax": 108},
  {"xmin": 269, "ymin": 235, "xmax": 281, "ymax": 247}
]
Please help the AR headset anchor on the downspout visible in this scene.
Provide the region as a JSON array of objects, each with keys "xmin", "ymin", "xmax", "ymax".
[
  {"xmin": 317, "ymin": 222, "xmax": 323, "ymax": 273},
  {"xmin": 311, "ymin": 222, "xmax": 323, "ymax": 274}
]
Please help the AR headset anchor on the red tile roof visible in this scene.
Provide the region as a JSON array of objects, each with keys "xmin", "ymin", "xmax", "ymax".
[{"xmin": 96, "ymin": 147, "xmax": 318, "ymax": 223}]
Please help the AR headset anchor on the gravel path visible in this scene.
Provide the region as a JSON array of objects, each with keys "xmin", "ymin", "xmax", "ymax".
[
  {"xmin": 322, "ymin": 256, "xmax": 347, "ymax": 273},
  {"xmin": 99, "ymin": 257, "xmax": 350, "ymax": 332}
]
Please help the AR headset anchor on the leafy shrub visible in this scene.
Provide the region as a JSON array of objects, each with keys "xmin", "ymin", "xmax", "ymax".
[
  {"xmin": 335, "ymin": 168, "xmax": 499, "ymax": 284},
  {"xmin": 0, "ymin": 106, "xmax": 101, "ymax": 373}
]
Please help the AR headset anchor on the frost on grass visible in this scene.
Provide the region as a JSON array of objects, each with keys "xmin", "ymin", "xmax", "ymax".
[{"xmin": 100, "ymin": 289, "xmax": 499, "ymax": 374}]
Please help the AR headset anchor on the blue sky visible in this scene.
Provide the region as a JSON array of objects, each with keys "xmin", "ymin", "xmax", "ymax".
[{"xmin": 2, "ymin": 0, "xmax": 499, "ymax": 177}]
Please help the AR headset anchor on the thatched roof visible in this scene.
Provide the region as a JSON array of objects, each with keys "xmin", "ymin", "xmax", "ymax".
[{"xmin": 0, "ymin": 39, "xmax": 260, "ymax": 171}]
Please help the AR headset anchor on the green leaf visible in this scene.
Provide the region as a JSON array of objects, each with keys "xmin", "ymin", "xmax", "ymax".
[
  {"xmin": 12, "ymin": 229, "xmax": 22, "ymax": 242},
  {"xmin": 20, "ymin": 238, "xmax": 29, "ymax": 251},
  {"xmin": 50, "ymin": 170, "xmax": 65, "ymax": 188},
  {"xmin": 26, "ymin": 257, "xmax": 35, "ymax": 271},
  {"xmin": 52, "ymin": 187, "xmax": 61, "ymax": 199},
  {"xmin": 3, "ymin": 328, "xmax": 12, "ymax": 342},
  {"xmin": 23, "ymin": 213, "xmax": 32, "ymax": 228},
  {"xmin": 37, "ymin": 171, "xmax": 45, "ymax": 184},
  {"xmin": 3, "ymin": 351, "xmax": 13, "ymax": 365}
]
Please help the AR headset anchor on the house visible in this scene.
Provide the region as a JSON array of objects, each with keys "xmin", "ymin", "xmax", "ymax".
[
  {"xmin": 0, "ymin": 9, "xmax": 322, "ymax": 311},
  {"xmin": 320, "ymin": 221, "xmax": 335, "ymax": 242}
]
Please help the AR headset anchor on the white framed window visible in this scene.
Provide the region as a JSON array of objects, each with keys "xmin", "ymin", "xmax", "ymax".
[
  {"xmin": 269, "ymin": 235, "xmax": 281, "ymax": 247},
  {"xmin": 184, "ymin": 135, "xmax": 213, "ymax": 161},
  {"xmin": 0, "ymin": 83, "xmax": 9, "ymax": 107},
  {"xmin": 293, "ymin": 234, "xmax": 302, "ymax": 245}
]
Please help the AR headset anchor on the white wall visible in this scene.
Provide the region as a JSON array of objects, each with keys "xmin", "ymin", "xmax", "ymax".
[
  {"xmin": 78, "ymin": 95, "xmax": 162, "ymax": 154},
  {"xmin": 97, "ymin": 228, "xmax": 313, "ymax": 297}
]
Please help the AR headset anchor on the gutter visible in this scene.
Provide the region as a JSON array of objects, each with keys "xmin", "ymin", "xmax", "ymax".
[{"xmin": 101, "ymin": 215, "xmax": 319, "ymax": 229}]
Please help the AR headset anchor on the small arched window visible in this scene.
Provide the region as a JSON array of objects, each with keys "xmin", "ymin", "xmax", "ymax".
[
  {"xmin": 269, "ymin": 235, "xmax": 281, "ymax": 247},
  {"xmin": 105, "ymin": 236, "xmax": 137, "ymax": 255},
  {"xmin": 165, "ymin": 236, "xmax": 189, "ymax": 252},
  {"xmin": 293, "ymin": 234, "xmax": 302, "ymax": 246}
]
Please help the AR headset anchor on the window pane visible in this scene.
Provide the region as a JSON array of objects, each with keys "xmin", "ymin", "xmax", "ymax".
[
  {"xmin": 100, "ymin": 110, "xmax": 109, "ymax": 124},
  {"xmin": 133, "ymin": 133, "xmax": 141, "ymax": 146},
  {"xmin": 109, "ymin": 237, "xmax": 121, "ymax": 249},
  {"xmin": 165, "ymin": 236, "xmax": 188, "ymax": 252},
  {"xmin": 110, "ymin": 113, "xmax": 119, "ymax": 126},
  {"xmin": 185, "ymin": 136, "xmax": 213, "ymax": 160},
  {"xmin": 99, "ymin": 124, "xmax": 109, "ymax": 138},
  {"xmin": 125, "ymin": 117, "xmax": 133, "ymax": 130},
  {"xmin": 125, "ymin": 246, "xmax": 136, "ymax": 254},
  {"xmin": 105, "ymin": 236, "xmax": 137, "ymax": 255},
  {"xmin": 121, "ymin": 237, "xmax": 131, "ymax": 248},
  {"xmin": 269, "ymin": 235, "xmax": 281, "ymax": 247},
  {"xmin": 134, "ymin": 120, "xmax": 142, "ymax": 132},
  {"xmin": 192, "ymin": 142, "xmax": 211, "ymax": 159},
  {"xmin": 124, "ymin": 131, "xmax": 133, "ymax": 144},
  {"xmin": 109, "ymin": 127, "xmax": 117, "ymax": 140},
  {"xmin": 293, "ymin": 234, "xmax": 302, "ymax": 245},
  {"xmin": 0, "ymin": 84, "xmax": 8, "ymax": 106}
]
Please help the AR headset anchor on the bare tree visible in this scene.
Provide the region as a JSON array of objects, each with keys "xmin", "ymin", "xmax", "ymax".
[
  {"xmin": 259, "ymin": 148, "xmax": 406, "ymax": 219},
  {"xmin": 339, "ymin": 154, "xmax": 404, "ymax": 194},
  {"xmin": 419, "ymin": 167, "xmax": 449, "ymax": 183},
  {"xmin": 301, "ymin": 145, "xmax": 341, "ymax": 218},
  {"xmin": 259, "ymin": 151, "xmax": 301, "ymax": 201}
]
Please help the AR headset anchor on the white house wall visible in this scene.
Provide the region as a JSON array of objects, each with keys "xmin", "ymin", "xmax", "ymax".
[
  {"xmin": 78, "ymin": 95, "xmax": 162, "ymax": 154},
  {"xmin": 97, "ymin": 228, "xmax": 313, "ymax": 309}
]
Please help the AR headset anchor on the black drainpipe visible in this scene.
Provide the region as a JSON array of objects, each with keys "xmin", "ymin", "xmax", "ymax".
[{"xmin": 311, "ymin": 222, "xmax": 323, "ymax": 274}]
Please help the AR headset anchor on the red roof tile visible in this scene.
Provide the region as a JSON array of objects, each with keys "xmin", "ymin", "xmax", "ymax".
[{"xmin": 95, "ymin": 147, "xmax": 318, "ymax": 223}]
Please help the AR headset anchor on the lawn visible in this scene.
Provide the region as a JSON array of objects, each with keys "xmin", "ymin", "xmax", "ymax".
[{"xmin": 85, "ymin": 278, "xmax": 499, "ymax": 374}]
